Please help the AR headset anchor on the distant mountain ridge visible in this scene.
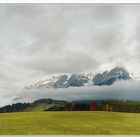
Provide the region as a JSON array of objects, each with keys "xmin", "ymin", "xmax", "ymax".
[
  {"xmin": 26, "ymin": 66, "xmax": 132, "ymax": 89},
  {"xmin": 93, "ymin": 66, "xmax": 131, "ymax": 86}
]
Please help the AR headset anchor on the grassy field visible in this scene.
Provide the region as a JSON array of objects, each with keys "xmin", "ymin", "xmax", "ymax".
[{"xmin": 0, "ymin": 111, "xmax": 140, "ymax": 135}]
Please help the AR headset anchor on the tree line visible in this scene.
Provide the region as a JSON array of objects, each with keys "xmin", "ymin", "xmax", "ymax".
[{"xmin": 0, "ymin": 99, "xmax": 140, "ymax": 113}]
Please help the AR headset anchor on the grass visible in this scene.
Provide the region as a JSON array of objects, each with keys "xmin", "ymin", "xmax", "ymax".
[{"xmin": 0, "ymin": 111, "xmax": 140, "ymax": 135}]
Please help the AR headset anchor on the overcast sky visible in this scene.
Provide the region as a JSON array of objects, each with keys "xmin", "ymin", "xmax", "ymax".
[{"xmin": 1, "ymin": 4, "xmax": 140, "ymax": 103}]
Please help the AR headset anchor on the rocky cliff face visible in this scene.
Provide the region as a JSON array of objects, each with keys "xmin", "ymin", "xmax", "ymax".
[{"xmin": 93, "ymin": 66, "xmax": 131, "ymax": 86}]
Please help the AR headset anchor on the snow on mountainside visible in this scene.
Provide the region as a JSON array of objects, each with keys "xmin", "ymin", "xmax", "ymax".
[
  {"xmin": 129, "ymin": 72, "xmax": 140, "ymax": 80},
  {"xmin": 26, "ymin": 73, "xmax": 94, "ymax": 89},
  {"xmin": 26, "ymin": 66, "xmax": 134, "ymax": 90},
  {"xmin": 93, "ymin": 66, "xmax": 131, "ymax": 86}
]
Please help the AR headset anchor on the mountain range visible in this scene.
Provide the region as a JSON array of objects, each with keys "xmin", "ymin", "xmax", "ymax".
[
  {"xmin": 10, "ymin": 66, "xmax": 140, "ymax": 106},
  {"xmin": 26, "ymin": 66, "xmax": 132, "ymax": 90}
]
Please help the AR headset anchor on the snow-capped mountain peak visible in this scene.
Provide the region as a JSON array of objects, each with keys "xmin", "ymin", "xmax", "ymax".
[
  {"xmin": 26, "ymin": 66, "xmax": 134, "ymax": 90},
  {"xmin": 93, "ymin": 66, "xmax": 131, "ymax": 86}
]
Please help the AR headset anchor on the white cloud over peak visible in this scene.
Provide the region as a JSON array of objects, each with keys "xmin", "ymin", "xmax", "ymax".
[{"xmin": 0, "ymin": 5, "xmax": 140, "ymax": 105}]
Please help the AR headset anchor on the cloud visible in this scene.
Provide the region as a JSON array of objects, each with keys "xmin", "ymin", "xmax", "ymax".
[
  {"xmin": 22, "ymin": 50, "xmax": 99, "ymax": 73},
  {"xmin": 12, "ymin": 80, "xmax": 140, "ymax": 105},
  {"xmin": 0, "ymin": 5, "xmax": 140, "ymax": 105}
]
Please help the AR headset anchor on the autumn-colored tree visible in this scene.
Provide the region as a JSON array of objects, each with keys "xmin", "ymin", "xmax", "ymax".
[{"xmin": 106, "ymin": 104, "xmax": 109, "ymax": 111}]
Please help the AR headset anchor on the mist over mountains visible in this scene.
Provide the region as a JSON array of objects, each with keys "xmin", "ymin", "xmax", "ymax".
[{"xmin": 10, "ymin": 66, "xmax": 140, "ymax": 105}]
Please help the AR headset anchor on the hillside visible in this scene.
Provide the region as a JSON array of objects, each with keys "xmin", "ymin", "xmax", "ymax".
[
  {"xmin": 1, "ymin": 98, "xmax": 140, "ymax": 113},
  {"xmin": 0, "ymin": 111, "xmax": 140, "ymax": 135},
  {"xmin": 0, "ymin": 99, "xmax": 67, "ymax": 113}
]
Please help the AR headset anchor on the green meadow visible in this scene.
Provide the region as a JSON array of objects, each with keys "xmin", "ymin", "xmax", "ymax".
[{"xmin": 0, "ymin": 111, "xmax": 140, "ymax": 135}]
